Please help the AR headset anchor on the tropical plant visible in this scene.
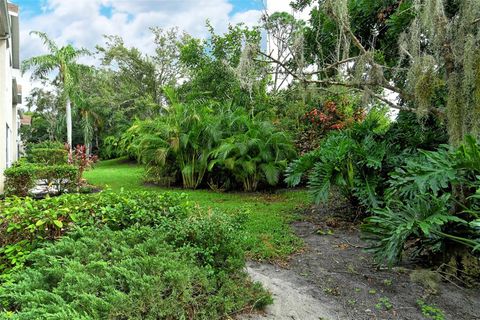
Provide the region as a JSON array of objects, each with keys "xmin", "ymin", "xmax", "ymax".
[
  {"xmin": 361, "ymin": 194, "xmax": 470, "ymax": 266},
  {"xmin": 210, "ymin": 120, "xmax": 296, "ymax": 192},
  {"xmin": 387, "ymin": 136, "xmax": 480, "ymax": 200},
  {"xmin": 362, "ymin": 136, "xmax": 480, "ymax": 267},
  {"xmin": 22, "ymin": 31, "xmax": 90, "ymax": 148},
  {"xmin": 286, "ymin": 111, "xmax": 389, "ymax": 208},
  {"xmin": 131, "ymin": 100, "xmax": 222, "ymax": 189}
]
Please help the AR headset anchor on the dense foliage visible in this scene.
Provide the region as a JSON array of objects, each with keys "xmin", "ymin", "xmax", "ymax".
[
  {"xmin": 121, "ymin": 100, "xmax": 296, "ymax": 191},
  {"xmin": 0, "ymin": 191, "xmax": 190, "ymax": 274},
  {"xmin": 14, "ymin": 0, "xmax": 480, "ymax": 293},
  {"xmin": 0, "ymin": 191, "xmax": 271, "ymax": 318}
]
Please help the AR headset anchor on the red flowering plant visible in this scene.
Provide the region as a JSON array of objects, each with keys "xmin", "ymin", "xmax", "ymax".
[
  {"xmin": 297, "ymin": 100, "xmax": 365, "ymax": 154},
  {"xmin": 68, "ymin": 144, "xmax": 98, "ymax": 184}
]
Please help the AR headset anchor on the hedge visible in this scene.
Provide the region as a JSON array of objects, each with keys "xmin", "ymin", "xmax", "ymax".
[
  {"xmin": 2, "ymin": 163, "xmax": 37, "ymax": 197},
  {"xmin": 27, "ymin": 141, "xmax": 65, "ymax": 151},
  {"xmin": 28, "ymin": 148, "xmax": 67, "ymax": 165},
  {"xmin": 3, "ymin": 164, "xmax": 79, "ymax": 197}
]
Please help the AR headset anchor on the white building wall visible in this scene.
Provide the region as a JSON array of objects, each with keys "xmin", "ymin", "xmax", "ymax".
[
  {"xmin": 0, "ymin": 2, "xmax": 19, "ymax": 194},
  {"xmin": 0, "ymin": 38, "xmax": 12, "ymax": 192}
]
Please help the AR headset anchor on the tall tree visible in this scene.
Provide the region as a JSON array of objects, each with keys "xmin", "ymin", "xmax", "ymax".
[
  {"xmin": 22, "ymin": 31, "xmax": 89, "ymax": 148},
  {"xmin": 261, "ymin": 0, "xmax": 480, "ymax": 145},
  {"xmin": 25, "ymin": 87, "xmax": 63, "ymax": 142}
]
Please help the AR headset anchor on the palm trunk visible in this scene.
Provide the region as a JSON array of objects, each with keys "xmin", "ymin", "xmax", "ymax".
[{"xmin": 66, "ymin": 97, "xmax": 72, "ymax": 150}]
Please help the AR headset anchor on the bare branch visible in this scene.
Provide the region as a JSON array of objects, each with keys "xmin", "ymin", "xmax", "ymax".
[{"xmin": 310, "ymin": 56, "xmax": 360, "ymax": 75}]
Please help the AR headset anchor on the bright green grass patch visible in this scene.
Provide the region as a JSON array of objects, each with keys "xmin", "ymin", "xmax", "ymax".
[{"xmin": 85, "ymin": 158, "xmax": 307, "ymax": 261}]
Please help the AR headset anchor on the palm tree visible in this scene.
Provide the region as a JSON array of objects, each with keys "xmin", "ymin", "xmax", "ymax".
[
  {"xmin": 210, "ymin": 120, "xmax": 297, "ymax": 192},
  {"xmin": 22, "ymin": 31, "xmax": 89, "ymax": 149}
]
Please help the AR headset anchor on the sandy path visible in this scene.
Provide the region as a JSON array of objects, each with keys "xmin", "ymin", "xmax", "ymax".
[{"xmin": 240, "ymin": 262, "xmax": 345, "ymax": 320}]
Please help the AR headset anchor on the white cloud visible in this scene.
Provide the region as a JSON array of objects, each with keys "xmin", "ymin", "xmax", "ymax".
[
  {"xmin": 20, "ymin": 0, "xmax": 259, "ymax": 60},
  {"xmin": 18, "ymin": 0, "xmax": 262, "ymax": 103},
  {"xmin": 231, "ymin": 9, "xmax": 263, "ymax": 27}
]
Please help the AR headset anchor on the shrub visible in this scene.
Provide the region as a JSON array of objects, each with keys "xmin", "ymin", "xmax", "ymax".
[
  {"xmin": 361, "ymin": 136, "xmax": 480, "ymax": 266},
  {"xmin": 35, "ymin": 165, "xmax": 79, "ymax": 193},
  {"xmin": 3, "ymin": 164, "xmax": 79, "ymax": 197},
  {"xmin": 28, "ymin": 148, "xmax": 67, "ymax": 165},
  {"xmin": 123, "ymin": 100, "xmax": 297, "ymax": 191},
  {"xmin": 25, "ymin": 141, "xmax": 64, "ymax": 156},
  {"xmin": 0, "ymin": 227, "xmax": 271, "ymax": 319},
  {"xmin": 28, "ymin": 141, "xmax": 65, "ymax": 150},
  {"xmin": 68, "ymin": 144, "xmax": 98, "ymax": 183},
  {"xmin": 126, "ymin": 101, "xmax": 222, "ymax": 189},
  {"xmin": 3, "ymin": 164, "xmax": 37, "ymax": 197},
  {"xmin": 99, "ymin": 135, "xmax": 122, "ymax": 159},
  {"xmin": 286, "ymin": 112, "xmax": 389, "ymax": 208},
  {"xmin": 0, "ymin": 191, "xmax": 190, "ymax": 274},
  {"xmin": 0, "ymin": 194, "xmax": 272, "ymax": 318},
  {"xmin": 210, "ymin": 120, "xmax": 296, "ymax": 191},
  {"xmin": 361, "ymin": 194, "xmax": 468, "ymax": 266}
]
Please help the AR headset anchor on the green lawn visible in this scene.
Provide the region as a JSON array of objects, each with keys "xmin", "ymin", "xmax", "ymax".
[{"xmin": 84, "ymin": 158, "xmax": 308, "ymax": 261}]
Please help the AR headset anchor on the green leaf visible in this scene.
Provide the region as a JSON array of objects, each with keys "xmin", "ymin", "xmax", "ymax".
[
  {"xmin": 35, "ymin": 220, "xmax": 45, "ymax": 227},
  {"xmin": 53, "ymin": 220, "xmax": 63, "ymax": 228}
]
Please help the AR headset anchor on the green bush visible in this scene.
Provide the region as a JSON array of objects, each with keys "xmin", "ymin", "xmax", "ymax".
[
  {"xmin": 3, "ymin": 164, "xmax": 37, "ymax": 197},
  {"xmin": 0, "ymin": 227, "xmax": 271, "ymax": 319},
  {"xmin": 99, "ymin": 135, "xmax": 122, "ymax": 159},
  {"xmin": 361, "ymin": 136, "xmax": 480, "ymax": 266},
  {"xmin": 122, "ymin": 100, "xmax": 297, "ymax": 191},
  {"xmin": 0, "ymin": 191, "xmax": 190, "ymax": 274},
  {"xmin": 28, "ymin": 148, "xmax": 67, "ymax": 165},
  {"xmin": 27, "ymin": 141, "xmax": 65, "ymax": 151},
  {"xmin": 35, "ymin": 164, "xmax": 79, "ymax": 193},
  {"xmin": 0, "ymin": 197, "xmax": 271, "ymax": 318},
  {"xmin": 3, "ymin": 164, "xmax": 79, "ymax": 197},
  {"xmin": 210, "ymin": 120, "xmax": 297, "ymax": 192},
  {"xmin": 286, "ymin": 112, "xmax": 389, "ymax": 208}
]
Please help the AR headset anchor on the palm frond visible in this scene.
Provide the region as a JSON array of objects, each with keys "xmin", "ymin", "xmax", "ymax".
[{"xmin": 30, "ymin": 31, "xmax": 58, "ymax": 53}]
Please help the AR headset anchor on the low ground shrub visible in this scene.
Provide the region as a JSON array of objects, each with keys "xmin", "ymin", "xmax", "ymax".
[
  {"xmin": 0, "ymin": 227, "xmax": 271, "ymax": 319},
  {"xmin": 0, "ymin": 191, "xmax": 190, "ymax": 274},
  {"xmin": 0, "ymin": 191, "xmax": 271, "ymax": 318}
]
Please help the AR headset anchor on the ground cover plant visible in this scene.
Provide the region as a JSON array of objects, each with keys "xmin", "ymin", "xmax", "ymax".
[
  {"xmin": 0, "ymin": 195, "xmax": 271, "ymax": 319},
  {"xmin": 0, "ymin": 190, "xmax": 190, "ymax": 276}
]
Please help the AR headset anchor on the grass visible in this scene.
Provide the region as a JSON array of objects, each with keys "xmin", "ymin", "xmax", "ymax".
[{"xmin": 84, "ymin": 158, "xmax": 308, "ymax": 261}]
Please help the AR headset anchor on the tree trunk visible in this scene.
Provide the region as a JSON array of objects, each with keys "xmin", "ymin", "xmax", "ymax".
[{"xmin": 66, "ymin": 97, "xmax": 72, "ymax": 150}]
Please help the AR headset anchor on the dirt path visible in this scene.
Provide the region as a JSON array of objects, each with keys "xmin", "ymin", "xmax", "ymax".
[
  {"xmin": 242, "ymin": 210, "xmax": 480, "ymax": 320},
  {"xmin": 242, "ymin": 261, "xmax": 345, "ymax": 320}
]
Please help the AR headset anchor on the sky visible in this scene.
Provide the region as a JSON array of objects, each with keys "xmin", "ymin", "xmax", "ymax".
[
  {"xmin": 15, "ymin": 0, "xmax": 266, "ymax": 59},
  {"xmin": 13, "ymin": 0, "xmax": 301, "ymax": 101}
]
